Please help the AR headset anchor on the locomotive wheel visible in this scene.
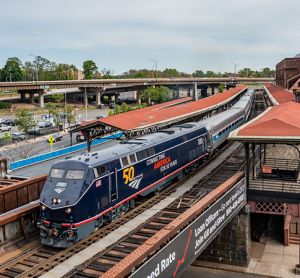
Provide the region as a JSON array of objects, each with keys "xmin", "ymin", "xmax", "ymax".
[
  {"xmin": 130, "ymin": 199, "xmax": 135, "ymax": 209},
  {"xmin": 122, "ymin": 202, "xmax": 129, "ymax": 212},
  {"xmin": 96, "ymin": 216, "xmax": 104, "ymax": 228},
  {"xmin": 116, "ymin": 207, "xmax": 122, "ymax": 218}
]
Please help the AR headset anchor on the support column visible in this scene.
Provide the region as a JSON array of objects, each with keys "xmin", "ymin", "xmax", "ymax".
[
  {"xmin": 136, "ymin": 91, "xmax": 142, "ymax": 105},
  {"xmin": 211, "ymin": 86, "xmax": 215, "ymax": 95},
  {"xmin": 96, "ymin": 91, "xmax": 102, "ymax": 107},
  {"xmin": 20, "ymin": 91, "xmax": 26, "ymax": 102},
  {"xmin": 245, "ymin": 142, "xmax": 250, "ymax": 188},
  {"xmin": 39, "ymin": 91, "xmax": 45, "ymax": 108},
  {"xmin": 84, "ymin": 88, "xmax": 88, "ymax": 108},
  {"xmin": 194, "ymin": 82, "xmax": 198, "ymax": 101},
  {"xmin": 29, "ymin": 93, "xmax": 35, "ymax": 104},
  {"xmin": 197, "ymin": 206, "xmax": 251, "ymax": 267}
]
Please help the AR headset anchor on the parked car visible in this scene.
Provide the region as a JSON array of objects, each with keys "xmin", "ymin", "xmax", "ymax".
[
  {"xmin": 11, "ymin": 132, "xmax": 26, "ymax": 141},
  {"xmin": 0, "ymin": 124, "xmax": 11, "ymax": 132},
  {"xmin": 38, "ymin": 121, "xmax": 53, "ymax": 128},
  {"xmin": 47, "ymin": 133, "xmax": 63, "ymax": 143},
  {"xmin": 3, "ymin": 119, "xmax": 18, "ymax": 126},
  {"xmin": 96, "ymin": 115, "xmax": 104, "ymax": 119}
]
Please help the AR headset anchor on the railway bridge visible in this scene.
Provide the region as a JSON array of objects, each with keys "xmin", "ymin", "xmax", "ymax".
[{"xmin": 0, "ymin": 77, "xmax": 273, "ymax": 108}]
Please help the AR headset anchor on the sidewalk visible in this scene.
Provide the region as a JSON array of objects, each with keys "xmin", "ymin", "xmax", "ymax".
[
  {"xmin": 196, "ymin": 238, "xmax": 300, "ymax": 278},
  {"xmin": 249, "ymin": 239, "xmax": 299, "ymax": 278}
]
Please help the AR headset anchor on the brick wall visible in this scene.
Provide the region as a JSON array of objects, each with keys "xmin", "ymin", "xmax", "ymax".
[{"xmin": 276, "ymin": 58, "xmax": 300, "ymax": 89}]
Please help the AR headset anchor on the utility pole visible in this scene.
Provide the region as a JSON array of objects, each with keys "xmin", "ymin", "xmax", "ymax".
[
  {"xmin": 231, "ymin": 62, "xmax": 237, "ymax": 80},
  {"xmin": 30, "ymin": 54, "xmax": 39, "ymax": 82},
  {"xmin": 150, "ymin": 59, "xmax": 158, "ymax": 79}
]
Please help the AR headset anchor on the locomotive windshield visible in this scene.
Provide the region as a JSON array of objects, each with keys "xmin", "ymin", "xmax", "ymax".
[
  {"xmin": 65, "ymin": 170, "xmax": 85, "ymax": 180},
  {"xmin": 50, "ymin": 168, "xmax": 65, "ymax": 178}
]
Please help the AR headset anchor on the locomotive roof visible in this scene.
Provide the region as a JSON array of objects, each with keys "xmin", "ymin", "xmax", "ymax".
[{"xmin": 63, "ymin": 122, "xmax": 206, "ymax": 168}]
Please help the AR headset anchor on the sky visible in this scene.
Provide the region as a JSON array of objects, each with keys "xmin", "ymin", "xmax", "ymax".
[{"xmin": 0, "ymin": 0, "xmax": 299, "ymax": 74}]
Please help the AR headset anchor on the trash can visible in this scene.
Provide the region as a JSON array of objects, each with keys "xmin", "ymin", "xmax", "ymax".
[{"xmin": 58, "ymin": 123, "xmax": 63, "ymax": 131}]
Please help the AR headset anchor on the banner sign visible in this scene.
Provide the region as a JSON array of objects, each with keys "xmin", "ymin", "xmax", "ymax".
[{"xmin": 130, "ymin": 178, "xmax": 246, "ymax": 278}]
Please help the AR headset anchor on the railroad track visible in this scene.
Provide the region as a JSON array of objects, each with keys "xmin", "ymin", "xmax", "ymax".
[
  {"xmin": 0, "ymin": 141, "xmax": 237, "ymax": 278},
  {"xmin": 63, "ymin": 145, "xmax": 245, "ymax": 278}
]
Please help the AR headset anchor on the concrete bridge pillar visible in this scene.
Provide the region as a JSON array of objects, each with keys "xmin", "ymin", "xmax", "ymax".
[
  {"xmin": 197, "ymin": 206, "xmax": 251, "ymax": 267},
  {"xmin": 194, "ymin": 82, "xmax": 198, "ymax": 101},
  {"xmin": 95, "ymin": 90, "xmax": 103, "ymax": 107},
  {"xmin": 29, "ymin": 92, "xmax": 35, "ymax": 104},
  {"xmin": 19, "ymin": 91, "xmax": 26, "ymax": 102},
  {"xmin": 39, "ymin": 91, "xmax": 45, "ymax": 108},
  {"xmin": 84, "ymin": 88, "xmax": 88, "ymax": 108},
  {"xmin": 137, "ymin": 90, "xmax": 142, "ymax": 105}
]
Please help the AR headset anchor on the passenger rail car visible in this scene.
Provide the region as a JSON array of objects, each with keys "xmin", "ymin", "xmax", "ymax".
[{"xmin": 39, "ymin": 90, "xmax": 253, "ymax": 247}]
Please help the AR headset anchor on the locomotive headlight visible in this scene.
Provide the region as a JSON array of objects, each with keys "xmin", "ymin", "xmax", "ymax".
[
  {"xmin": 65, "ymin": 208, "xmax": 72, "ymax": 214},
  {"xmin": 41, "ymin": 205, "xmax": 46, "ymax": 211}
]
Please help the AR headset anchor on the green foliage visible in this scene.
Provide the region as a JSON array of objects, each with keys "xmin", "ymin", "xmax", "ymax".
[
  {"xmin": 121, "ymin": 102, "xmax": 129, "ymax": 113},
  {"xmin": 51, "ymin": 94, "xmax": 64, "ymax": 104},
  {"xmin": 108, "ymin": 109, "xmax": 114, "ymax": 116},
  {"xmin": 16, "ymin": 109, "xmax": 36, "ymax": 134},
  {"xmin": 141, "ymin": 86, "xmax": 172, "ymax": 104},
  {"xmin": 0, "ymin": 102, "xmax": 11, "ymax": 109},
  {"xmin": 2, "ymin": 132, "xmax": 11, "ymax": 144},
  {"xmin": 1, "ymin": 57, "xmax": 23, "ymax": 81},
  {"xmin": 83, "ymin": 60, "xmax": 98, "ymax": 79},
  {"xmin": 45, "ymin": 102, "xmax": 60, "ymax": 130},
  {"xmin": 218, "ymin": 84, "xmax": 225, "ymax": 92},
  {"xmin": 238, "ymin": 67, "xmax": 275, "ymax": 78},
  {"xmin": 65, "ymin": 105, "xmax": 75, "ymax": 126}
]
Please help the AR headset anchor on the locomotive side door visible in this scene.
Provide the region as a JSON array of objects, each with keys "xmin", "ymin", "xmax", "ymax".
[{"xmin": 109, "ymin": 168, "xmax": 118, "ymax": 203}]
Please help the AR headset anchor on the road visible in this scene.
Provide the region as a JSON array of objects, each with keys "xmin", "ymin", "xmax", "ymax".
[{"xmin": 10, "ymin": 139, "xmax": 118, "ymax": 177}]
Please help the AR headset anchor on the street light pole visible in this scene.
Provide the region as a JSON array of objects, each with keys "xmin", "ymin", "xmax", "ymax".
[
  {"xmin": 150, "ymin": 59, "xmax": 158, "ymax": 79},
  {"xmin": 231, "ymin": 62, "xmax": 237, "ymax": 80},
  {"xmin": 30, "ymin": 54, "xmax": 39, "ymax": 82}
]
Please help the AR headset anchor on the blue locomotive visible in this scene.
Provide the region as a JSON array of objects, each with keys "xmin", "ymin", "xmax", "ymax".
[{"xmin": 39, "ymin": 90, "xmax": 253, "ymax": 247}]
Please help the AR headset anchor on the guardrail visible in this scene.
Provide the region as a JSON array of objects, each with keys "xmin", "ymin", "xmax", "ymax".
[
  {"xmin": 0, "ymin": 175, "xmax": 47, "ymax": 213},
  {"xmin": 9, "ymin": 132, "xmax": 123, "ymax": 171}
]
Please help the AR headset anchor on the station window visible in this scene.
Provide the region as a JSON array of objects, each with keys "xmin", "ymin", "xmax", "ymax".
[
  {"xmin": 97, "ymin": 165, "xmax": 107, "ymax": 176},
  {"xmin": 121, "ymin": 156, "xmax": 130, "ymax": 167},
  {"xmin": 129, "ymin": 154, "xmax": 137, "ymax": 163}
]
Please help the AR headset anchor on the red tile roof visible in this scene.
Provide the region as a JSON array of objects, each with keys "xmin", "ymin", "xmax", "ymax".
[
  {"xmin": 99, "ymin": 85, "xmax": 247, "ymax": 131},
  {"xmin": 264, "ymin": 84, "xmax": 295, "ymax": 105},
  {"xmin": 229, "ymin": 101, "xmax": 300, "ymax": 142}
]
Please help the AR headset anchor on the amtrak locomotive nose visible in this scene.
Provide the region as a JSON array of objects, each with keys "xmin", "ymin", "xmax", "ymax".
[{"xmin": 39, "ymin": 160, "xmax": 95, "ymax": 247}]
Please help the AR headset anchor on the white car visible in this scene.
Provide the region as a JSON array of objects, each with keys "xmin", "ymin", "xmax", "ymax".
[{"xmin": 0, "ymin": 124, "xmax": 11, "ymax": 132}]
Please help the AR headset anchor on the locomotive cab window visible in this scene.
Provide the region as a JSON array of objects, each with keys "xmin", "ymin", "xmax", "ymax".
[
  {"xmin": 121, "ymin": 156, "xmax": 130, "ymax": 167},
  {"xmin": 129, "ymin": 154, "xmax": 137, "ymax": 163},
  {"xmin": 97, "ymin": 165, "xmax": 107, "ymax": 176},
  {"xmin": 66, "ymin": 170, "xmax": 85, "ymax": 180},
  {"xmin": 50, "ymin": 168, "xmax": 65, "ymax": 178}
]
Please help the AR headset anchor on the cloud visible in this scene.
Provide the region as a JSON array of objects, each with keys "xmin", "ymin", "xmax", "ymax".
[{"xmin": 0, "ymin": 0, "xmax": 300, "ymax": 72}]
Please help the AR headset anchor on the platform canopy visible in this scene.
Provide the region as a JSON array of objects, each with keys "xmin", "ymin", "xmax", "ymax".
[
  {"xmin": 91, "ymin": 85, "xmax": 247, "ymax": 132},
  {"xmin": 264, "ymin": 83, "xmax": 295, "ymax": 105},
  {"xmin": 70, "ymin": 85, "xmax": 247, "ymax": 150},
  {"xmin": 229, "ymin": 101, "xmax": 300, "ymax": 144}
]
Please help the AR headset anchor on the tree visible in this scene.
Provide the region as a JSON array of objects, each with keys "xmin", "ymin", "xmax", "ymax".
[
  {"xmin": 83, "ymin": 60, "xmax": 98, "ymax": 79},
  {"xmin": 46, "ymin": 102, "xmax": 61, "ymax": 131},
  {"xmin": 141, "ymin": 86, "xmax": 172, "ymax": 104},
  {"xmin": 16, "ymin": 109, "xmax": 36, "ymax": 137},
  {"xmin": 1, "ymin": 57, "xmax": 23, "ymax": 81},
  {"xmin": 65, "ymin": 105, "xmax": 75, "ymax": 127},
  {"xmin": 192, "ymin": 70, "xmax": 205, "ymax": 77}
]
